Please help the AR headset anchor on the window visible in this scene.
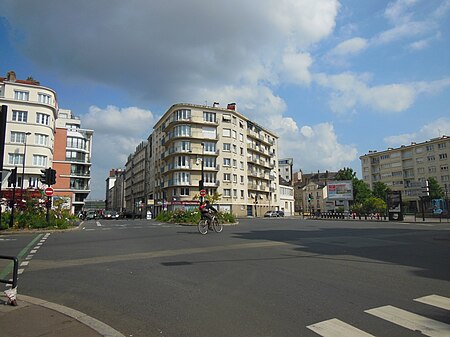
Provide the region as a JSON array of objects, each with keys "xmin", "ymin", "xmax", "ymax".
[
  {"xmin": 439, "ymin": 153, "xmax": 448, "ymax": 160},
  {"xmin": 441, "ymin": 165, "xmax": 449, "ymax": 172},
  {"xmin": 8, "ymin": 153, "xmax": 24, "ymax": 165},
  {"xmin": 203, "ymin": 112, "xmax": 216, "ymax": 123},
  {"xmin": 233, "ymin": 159, "xmax": 237, "ymax": 167},
  {"xmin": 180, "ymin": 187, "xmax": 190, "ymax": 196},
  {"xmin": 10, "ymin": 132, "xmax": 26, "ymax": 143},
  {"xmin": 427, "ymin": 155, "xmax": 436, "ymax": 161},
  {"xmin": 36, "ymin": 113, "xmax": 50, "ymax": 125},
  {"xmin": 426, "ymin": 145, "xmax": 434, "ymax": 151},
  {"xmin": 233, "ymin": 144, "xmax": 237, "ymax": 153},
  {"xmin": 38, "ymin": 93, "xmax": 51, "ymax": 104},
  {"xmin": 174, "ymin": 109, "xmax": 191, "ymax": 121},
  {"xmin": 174, "ymin": 125, "xmax": 191, "ymax": 137},
  {"xmin": 233, "ymin": 189, "xmax": 237, "ymax": 197},
  {"xmin": 240, "ymin": 147, "xmax": 244, "ymax": 155},
  {"xmin": 223, "ymin": 189, "xmax": 231, "ymax": 197},
  {"xmin": 203, "ymin": 142, "xmax": 216, "ymax": 153},
  {"xmin": 14, "ymin": 90, "xmax": 29, "ymax": 101},
  {"xmin": 204, "ymin": 157, "xmax": 216, "ymax": 168},
  {"xmin": 223, "ymin": 128, "xmax": 231, "ymax": 137},
  {"xmin": 233, "ymin": 174, "xmax": 237, "ymax": 183},
  {"xmin": 224, "ymin": 173, "xmax": 231, "ymax": 181},
  {"xmin": 12, "ymin": 110, "xmax": 28, "ymax": 122},
  {"xmin": 67, "ymin": 137, "xmax": 86, "ymax": 150},
  {"xmin": 29, "ymin": 177, "xmax": 39, "ymax": 188},
  {"xmin": 174, "ymin": 172, "xmax": 190, "ymax": 184},
  {"xmin": 239, "ymin": 133, "xmax": 244, "ymax": 142},
  {"xmin": 416, "ymin": 157, "xmax": 424, "ymax": 164},
  {"xmin": 441, "ymin": 175, "xmax": 449, "ymax": 182},
  {"xmin": 417, "ymin": 167, "xmax": 425, "ymax": 174},
  {"xmin": 232, "ymin": 130, "xmax": 237, "ymax": 139},
  {"xmin": 240, "ymin": 161, "xmax": 244, "ymax": 169},
  {"xmin": 204, "ymin": 172, "xmax": 216, "ymax": 183},
  {"xmin": 429, "ymin": 167, "xmax": 436, "ymax": 173},
  {"xmin": 35, "ymin": 134, "xmax": 49, "ymax": 146},
  {"xmin": 176, "ymin": 156, "xmax": 190, "ymax": 168},
  {"xmin": 222, "ymin": 114, "xmax": 231, "ymax": 122},
  {"xmin": 223, "ymin": 143, "xmax": 231, "ymax": 151},
  {"xmin": 202, "ymin": 127, "xmax": 216, "ymax": 139},
  {"xmin": 223, "ymin": 158, "xmax": 231, "ymax": 166},
  {"xmin": 240, "ymin": 190, "xmax": 244, "ymax": 198},
  {"xmin": 240, "ymin": 175, "xmax": 244, "ymax": 183},
  {"xmin": 33, "ymin": 155, "xmax": 47, "ymax": 167},
  {"xmin": 438, "ymin": 143, "xmax": 447, "ymax": 149}
]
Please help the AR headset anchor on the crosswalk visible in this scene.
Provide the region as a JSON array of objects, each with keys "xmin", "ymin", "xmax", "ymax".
[
  {"xmin": 307, "ymin": 294, "xmax": 450, "ymax": 337},
  {"xmin": 83, "ymin": 221, "xmax": 180, "ymax": 231}
]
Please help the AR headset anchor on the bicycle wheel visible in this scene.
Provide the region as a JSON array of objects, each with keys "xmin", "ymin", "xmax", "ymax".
[
  {"xmin": 212, "ymin": 217, "xmax": 223, "ymax": 233},
  {"xmin": 197, "ymin": 219, "xmax": 208, "ymax": 235}
]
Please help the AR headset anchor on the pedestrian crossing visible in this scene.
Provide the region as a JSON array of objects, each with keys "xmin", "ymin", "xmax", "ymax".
[
  {"xmin": 83, "ymin": 221, "xmax": 180, "ymax": 231},
  {"xmin": 307, "ymin": 294, "xmax": 450, "ymax": 337}
]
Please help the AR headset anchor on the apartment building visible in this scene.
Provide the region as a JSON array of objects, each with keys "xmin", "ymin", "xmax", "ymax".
[
  {"xmin": 278, "ymin": 158, "xmax": 293, "ymax": 185},
  {"xmin": 360, "ymin": 135, "xmax": 450, "ymax": 209},
  {"xmin": 106, "ymin": 169, "xmax": 125, "ymax": 212},
  {"xmin": 53, "ymin": 109, "xmax": 93, "ymax": 214},
  {"xmin": 1, "ymin": 71, "xmax": 92, "ymax": 214},
  {"xmin": 1, "ymin": 71, "xmax": 57, "ymax": 190},
  {"xmin": 121, "ymin": 103, "xmax": 280, "ymax": 217}
]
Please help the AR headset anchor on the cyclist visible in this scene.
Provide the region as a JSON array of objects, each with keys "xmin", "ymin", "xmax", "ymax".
[{"xmin": 199, "ymin": 200, "xmax": 218, "ymax": 229}]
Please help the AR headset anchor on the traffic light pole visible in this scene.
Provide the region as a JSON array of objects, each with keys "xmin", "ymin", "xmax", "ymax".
[{"xmin": 46, "ymin": 196, "xmax": 50, "ymax": 224}]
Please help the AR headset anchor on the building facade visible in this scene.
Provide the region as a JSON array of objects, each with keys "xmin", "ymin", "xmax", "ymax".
[
  {"xmin": 278, "ymin": 158, "xmax": 293, "ymax": 185},
  {"xmin": 1, "ymin": 71, "xmax": 57, "ymax": 191},
  {"xmin": 121, "ymin": 103, "xmax": 281, "ymax": 217},
  {"xmin": 360, "ymin": 135, "xmax": 450, "ymax": 210},
  {"xmin": 54, "ymin": 109, "xmax": 93, "ymax": 214},
  {"xmin": 1, "ymin": 71, "xmax": 92, "ymax": 214}
]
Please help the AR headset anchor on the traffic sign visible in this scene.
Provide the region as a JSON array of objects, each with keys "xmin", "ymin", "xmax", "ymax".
[
  {"xmin": 200, "ymin": 189, "xmax": 206, "ymax": 196},
  {"xmin": 44, "ymin": 187, "xmax": 54, "ymax": 197}
]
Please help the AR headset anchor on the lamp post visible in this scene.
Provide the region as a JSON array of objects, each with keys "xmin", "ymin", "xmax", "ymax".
[
  {"xmin": 198, "ymin": 142, "xmax": 205, "ymax": 203},
  {"xmin": 21, "ymin": 132, "xmax": 31, "ymax": 190}
]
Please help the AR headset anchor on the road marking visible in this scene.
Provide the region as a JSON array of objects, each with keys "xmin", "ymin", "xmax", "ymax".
[
  {"xmin": 365, "ymin": 305, "xmax": 450, "ymax": 337},
  {"xmin": 20, "ymin": 261, "xmax": 29, "ymax": 266},
  {"xmin": 96, "ymin": 221, "xmax": 102, "ymax": 227},
  {"xmin": 30, "ymin": 249, "xmax": 37, "ymax": 254},
  {"xmin": 29, "ymin": 241, "xmax": 292, "ymax": 271},
  {"xmin": 307, "ymin": 318, "xmax": 375, "ymax": 337},
  {"xmin": 414, "ymin": 295, "xmax": 450, "ymax": 311}
]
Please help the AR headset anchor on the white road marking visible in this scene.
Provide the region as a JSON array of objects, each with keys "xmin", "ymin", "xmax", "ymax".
[
  {"xmin": 96, "ymin": 221, "xmax": 102, "ymax": 227},
  {"xmin": 18, "ymin": 269, "xmax": 24, "ymax": 275},
  {"xmin": 20, "ymin": 261, "xmax": 29, "ymax": 266},
  {"xmin": 307, "ymin": 318, "xmax": 375, "ymax": 337},
  {"xmin": 30, "ymin": 249, "xmax": 37, "ymax": 254},
  {"xmin": 365, "ymin": 305, "xmax": 450, "ymax": 337},
  {"xmin": 414, "ymin": 295, "xmax": 450, "ymax": 311}
]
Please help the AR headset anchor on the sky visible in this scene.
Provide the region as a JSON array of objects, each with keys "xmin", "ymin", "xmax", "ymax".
[{"xmin": 1, "ymin": 0, "xmax": 449, "ymax": 200}]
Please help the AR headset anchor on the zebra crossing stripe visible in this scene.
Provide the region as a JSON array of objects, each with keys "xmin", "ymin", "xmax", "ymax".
[
  {"xmin": 307, "ymin": 318, "xmax": 375, "ymax": 337},
  {"xmin": 365, "ymin": 305, "xmax": 450, "ymax": 337},
  {"xmin": 414, "ymin": 295, "xmax": 450, "ymax": 311}
]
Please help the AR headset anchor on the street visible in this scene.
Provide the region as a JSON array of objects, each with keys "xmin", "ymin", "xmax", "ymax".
[{"xmin": 1, "ymin": 218, "xmax": 449, "ymax": 337}]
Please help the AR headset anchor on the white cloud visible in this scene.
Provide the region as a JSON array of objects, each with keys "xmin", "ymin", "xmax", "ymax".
[
  {"xmin": 384, "ymin": 117, "xmax": 450, "ymax": 146},
  {"xmin": 82, "ymin": 105, "xmax": 157, "ymax": 198},
  {"xmin": 314, "ymin": 72, "xmax": 450, "ymax": 114},
  {"xmin": 281, "ymin": 51, "xmax": 313, "ymax": 85},
  {"xmin": 384, "ymin": 0, "xmax": 420, "ymax": 24},
  {"xmin": 328, "ymin": 37, "xmax": 368, "ymax": 57}
]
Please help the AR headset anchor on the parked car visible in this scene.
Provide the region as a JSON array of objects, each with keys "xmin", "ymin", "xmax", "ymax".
[
  {"xmin": 275, "ymin": 210, "xmax": 285, "ymax": 217},
  {"xmin": 103, "ymin": 210, "xmax": 119, "ymax": 220},
  {"xmin": 264, "ymin": 210, "xmax": 279, "ymax": 217},
  {"xmin": 85, "ymin": 211, "xmax": 97, "ymax": 220}
]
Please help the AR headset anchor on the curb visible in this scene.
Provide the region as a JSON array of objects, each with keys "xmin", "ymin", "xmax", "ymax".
[{"xmin": 19, "ymin": 294, "xmax": 125, "ymax": 337}]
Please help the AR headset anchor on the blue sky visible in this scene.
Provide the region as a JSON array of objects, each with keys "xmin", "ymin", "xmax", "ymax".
[{"xmin": 1, "ymin": 0, "xmax": 449, "ymax": 199}]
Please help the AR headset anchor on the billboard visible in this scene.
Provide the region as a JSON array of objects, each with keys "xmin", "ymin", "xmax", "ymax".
[{"xmin": 327, "ymin": 181, "xmax": 353, "ymax": 200}]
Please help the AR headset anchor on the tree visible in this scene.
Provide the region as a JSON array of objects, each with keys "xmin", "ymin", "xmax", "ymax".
[
  {"xmin": 372, "ymin": 181, "xmax": 391, "ymax": 200},
  {"xmin": 427, "ymin": 177, "xmax": 444, "ymax": 199},
  {"xmin": 335, "ymin": 167, "xmax": 372, "ymax": 203},
  {"xmin": 362, "ymin": 197, "xmax": 387, "ymax": 214},
  {"xmin": 335, "ymin": 167, "xmax": 357, "ymax": 181}
]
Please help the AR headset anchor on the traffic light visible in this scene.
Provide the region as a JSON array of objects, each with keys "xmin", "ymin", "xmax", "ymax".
[
  {"xmin": 308, "ymin": 193, "xmax": 312, "ymax": 202},
  {"xmin": 422, "ymin": 180, "xmax": 430, "ymax": 197},
  {"xmin": 50, "ymin": 169, "xmax": 56, "ymax": 185},
  {"xmin": 8, "ymin": 167, "xmax": 17, "ymax": 186},
  {"xmin": 45, "ymin": 197, "xmax": 52, "ymax": 209}
]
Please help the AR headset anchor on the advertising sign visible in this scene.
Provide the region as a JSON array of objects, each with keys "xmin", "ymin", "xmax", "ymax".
[
  {"xmin": 386, "ymin": 190, "xmax": 403, "ymax": 221},
  {"xmin": 327, "ymin": 181, "xmax": 353, "ymax": 200}
]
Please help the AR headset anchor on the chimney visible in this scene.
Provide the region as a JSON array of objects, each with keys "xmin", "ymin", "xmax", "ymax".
[
  {"xmin": 213, "ymin": 102, "xmax": 219, "ymax": 107},
  {"xmin": 227, "ymin": 103, "xmax": 236, "ymax": 111},
  {"xmin": 6, "ymin": 70, "xmax": 16, "ymax": 82}
]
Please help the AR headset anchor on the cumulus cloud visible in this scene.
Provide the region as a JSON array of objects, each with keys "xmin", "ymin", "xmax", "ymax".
[
  {"xmin": 328, "ymin": 37, "xmax": 368, "ymax": 57},
  {"xmin": 82, "ymin": 105, "xmax": 158, "ymax": 198},
  {"xmin": 384, "ymin": 117, "xmax": 450, "ymax": 147},
  {"xmin": 314, "ymin": 72, "xmax": 450, "ymax": 114},
  {"xmin": 281, "ymin": 51, "xmax": 313, "ymax": 85}
]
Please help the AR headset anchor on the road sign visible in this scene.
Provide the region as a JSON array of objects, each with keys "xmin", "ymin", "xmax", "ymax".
[
  {"xmin": 200, "ymin": 189, "xmax": 206, "ymax": 196},
  {"xmin": 44, "ymin": 187, "xmax": 54, "ymax": 197}
]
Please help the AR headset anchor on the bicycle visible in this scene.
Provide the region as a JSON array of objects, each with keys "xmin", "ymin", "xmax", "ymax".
[{"xmin": 198, "ymin": 215, "xmax": 223, "ymax": 235}]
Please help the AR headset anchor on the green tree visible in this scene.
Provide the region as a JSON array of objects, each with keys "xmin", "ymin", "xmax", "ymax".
[
  {"xmin": 372, "ymin": 181, "xmax": 391, "ymax": 200},
  {"xmin": 335, "ymin": 167, "xmax": 372, "ymax": 203},
  {"xmin": 362, "ymin": 197, "xmax": 387, "ymax": 214},
  {"xmin": 427, "ymin": 177, "xmax": 444, "ymax": 199}
]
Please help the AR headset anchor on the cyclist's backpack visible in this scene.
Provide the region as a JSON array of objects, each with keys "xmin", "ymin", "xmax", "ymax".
[{"xmin": 199, "ymin": 203, "xmax": 206, "ymax": 212}]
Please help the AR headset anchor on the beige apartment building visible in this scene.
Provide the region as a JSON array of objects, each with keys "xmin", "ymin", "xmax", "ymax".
[
  {"xmin": 1, "ymin": 71, "xmax": 93, "ymax": 214},
  {"xmin": 360, "ymin": 135, "xmax": 450, "ymax": 210},
  {"xmin": 121, "ymin": 103, "xmax": 281, "ymax": 217},
  {"xmin": 1, "ymin": 71, "xmax": 57, "ymax": 190}
]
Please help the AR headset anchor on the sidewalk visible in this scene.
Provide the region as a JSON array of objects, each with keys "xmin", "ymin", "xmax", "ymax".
[{"xmin": 0, "ymin": 293, "xmax": 125, "ymax": 337}]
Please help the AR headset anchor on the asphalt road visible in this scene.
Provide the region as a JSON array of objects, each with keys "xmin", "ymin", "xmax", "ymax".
[{"xmin": 1, "ymin": 217, "xmax": 449, "ymax": 337}]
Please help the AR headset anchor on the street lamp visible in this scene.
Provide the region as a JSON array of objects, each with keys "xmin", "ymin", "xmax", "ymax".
[
  {"xmin": 197, "ymin": 142, "xmax": 205, "ymax": 203},
  {"xmin": 21, "ymin": 132, "xmax": 31, "ymax": 190}
]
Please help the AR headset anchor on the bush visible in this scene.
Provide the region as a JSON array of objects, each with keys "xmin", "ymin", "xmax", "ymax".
[{"xmin": 156, "ymin": 210, "xmax": 235, "ymax": 224}]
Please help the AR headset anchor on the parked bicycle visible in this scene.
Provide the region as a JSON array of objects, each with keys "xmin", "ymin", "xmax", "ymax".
[{"xmin": 198, "ymin": 215, "xmax": 223, "ymax": 235}]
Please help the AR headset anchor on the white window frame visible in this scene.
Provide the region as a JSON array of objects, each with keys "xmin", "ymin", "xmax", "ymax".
[
  {"xmin": 12, "ymin": 110, "xmax": 28, "ymax": 122},
  {"xmin": 11, "ymin": 132, "xmax": 26, "ymax": 143},
  {"xmin": 32, "ymin": 155, "xmax": 48, "ymax": 167}
]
